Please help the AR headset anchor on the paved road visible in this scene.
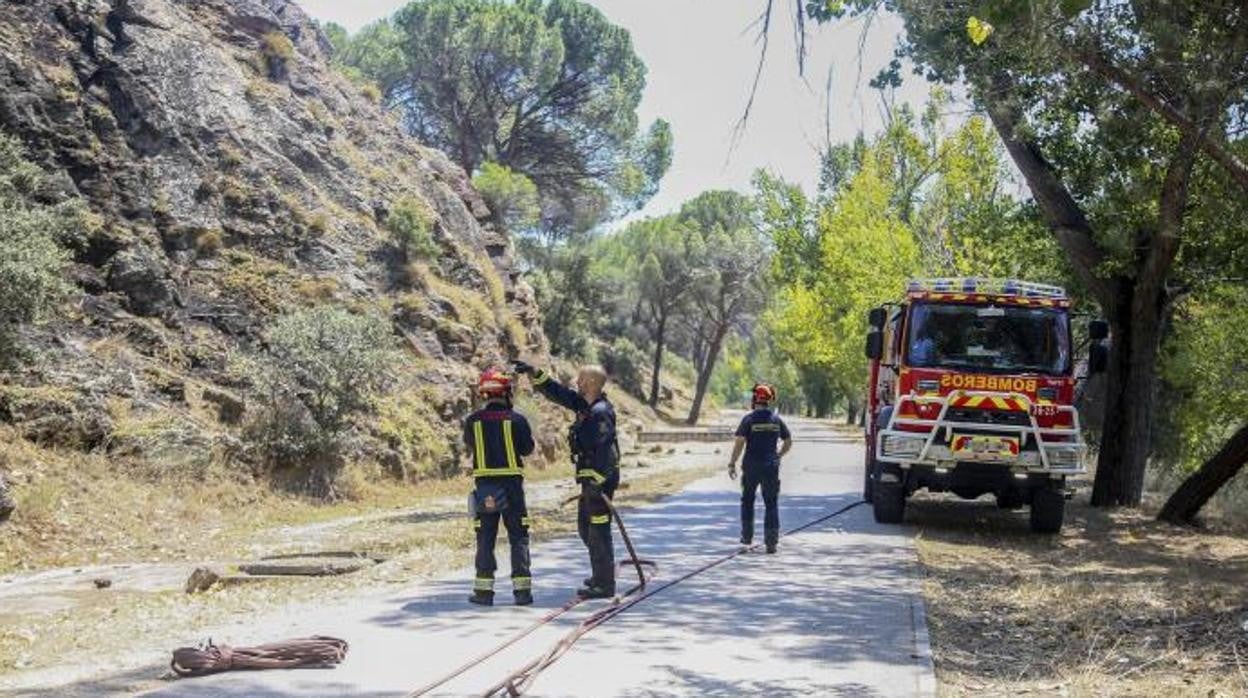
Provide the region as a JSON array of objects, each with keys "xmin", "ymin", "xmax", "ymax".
[{"xmin": 36, "ymin": 419, "xmax": 934, "ymax": 697}]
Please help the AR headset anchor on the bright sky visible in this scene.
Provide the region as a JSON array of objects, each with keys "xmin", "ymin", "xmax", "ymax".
[{"xmin": 298, "ymin": 0, "xmax": 935, "ymax": 218}]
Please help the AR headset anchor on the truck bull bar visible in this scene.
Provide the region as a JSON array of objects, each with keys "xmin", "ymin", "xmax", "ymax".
[{"xmin": 876, "ymin": 390, "xmax": 1086, "ymax": 474}]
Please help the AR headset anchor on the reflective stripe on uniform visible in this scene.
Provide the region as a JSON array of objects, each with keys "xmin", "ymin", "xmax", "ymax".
[
  {"xmin": 590, "ymin": 514, "xmax": 610, "ymax": 525},
  {"xmin": 472, "ymin": 419, "xmax": 524, "ymax": 477},
  {"xmin": 502, "ymin": 421, "xmax": 519, "ymax": 471},
  {"xmin": 474, "ymin": 577, "xmax": 495, "ymax": 591},
  {"xmin": 512, "ymin": 576, "xmax": 532, "ymax": 590},
  {"xmin": 473, "ymin": 421, "xmax": 486, "ymax": 470},
  {"xmin": 751, "ymin": 423, "xmax": 781, "ymax": 432},
  {"xmin": 521, "ymin": 516, "xmax": 531, "ymax": 527},
  {"xmin": 473, "ymin": 518, "xmax": 482, "ymax": 529},
  {"xmin": 577, "ymin": 469, "xmax": 606, "ymax": 484}
]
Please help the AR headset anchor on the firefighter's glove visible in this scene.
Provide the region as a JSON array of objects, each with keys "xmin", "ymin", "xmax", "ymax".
[
  {"xmin": 581, "ymin": 480, "xmax": 604, "ymax": 500},
  {"xmin": 512, "ymin": 360, "xmax": 536, "ymax": 376}
]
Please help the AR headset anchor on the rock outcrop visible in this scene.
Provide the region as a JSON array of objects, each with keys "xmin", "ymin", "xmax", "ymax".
[{"xmin": 0, "ymin": 0, "xmax": 556, "ymax": 478}]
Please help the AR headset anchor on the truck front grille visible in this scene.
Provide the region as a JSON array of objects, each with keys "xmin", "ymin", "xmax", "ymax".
[{"xmin": 944, "ymin": 408, "xmax": 1031, "ymax": 427}]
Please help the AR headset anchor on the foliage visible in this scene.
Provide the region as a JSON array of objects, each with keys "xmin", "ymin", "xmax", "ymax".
[
  {"xmin": 386, "ymin": 194, "xmax": 438, "ymax": 260},
  {"xmin": 260, "ymin": 31, "xmax": 295, "ymax": 80},
  {"xmin": 597, "ymin": 337, "xmax": 648, "ymax": 397},
  {"xmin": 473, "ymin": 162, "xmax": 541, "ymax": 231},
  {"xmin": 797, "ymin": 0, "xmax": 1248, "ymax": 507},
  {"xmin": 247, "ymin": 307, "xmax": 399, "ymax": 497},
  {"xmin": 762, "ymin": 102, "xmax": 1057, "ymax": 417},
  {"xmin": 1158, "ymin": 285, "xmax": 1248, "ymax": 473},
  {"xmin": 0, "ymin": 135, "xmax": 75, "ymax": 367},
  {"xmin": 336, "ymin": 0, "xmax": 672, "ymax": 238}
]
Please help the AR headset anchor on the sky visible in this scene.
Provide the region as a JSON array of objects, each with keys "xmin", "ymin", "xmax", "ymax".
[{"xmin": 298, "ymin": 0, "xmax": 936, "ymax": 218}]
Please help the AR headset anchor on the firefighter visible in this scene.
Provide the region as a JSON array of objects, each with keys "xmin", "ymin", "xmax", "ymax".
[
  {"xmin": 513, "ymin": 361, "xmax": 619, "ymax": 599},
  {"xmin": 465, "ymin": 368, "xmax": 536, "ymax": 607},
  {"xmin": 728, "ymin": 383, "xmax": 792, "ymax": 553}
]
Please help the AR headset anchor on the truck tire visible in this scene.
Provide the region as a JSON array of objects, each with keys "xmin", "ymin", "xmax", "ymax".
[
  {"xmin": 1030, "ymin": 487, "xmax": 1065, "ymax": 533},
  {"xmin": 872, "ymin": 479, "xmax": 906, "ymax": 524}
]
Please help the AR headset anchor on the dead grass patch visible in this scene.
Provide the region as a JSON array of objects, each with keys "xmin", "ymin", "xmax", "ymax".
[{"xmin": 910, "ymin": 493, "xmax": 1248, "ymax": 697}]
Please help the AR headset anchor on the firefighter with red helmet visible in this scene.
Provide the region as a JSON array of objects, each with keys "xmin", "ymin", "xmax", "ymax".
[
  {"xmin": 465, "ymin": 367, "xmax": 536, "ymax": 606},
  {"xmin": 728, "ymin": 383, "xmax": 793, "ymax": 553}
]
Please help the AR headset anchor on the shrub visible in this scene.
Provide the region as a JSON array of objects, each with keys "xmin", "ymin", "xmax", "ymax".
[
  {"xmin": 361, "ymin": 82, "xmax": 383, "ymax": 105},
  {"xmin": 598, "ymin": 337, "xmax": 648, "ymax": 397},
  {"xmin": 260, "ymin": 31, "xmax": 295, "ymax": 81},
  {"xmin": 472, "ymin": 162, "xmax": 540, "ymax": 231},
  {"xmin": 0, "ymin": 135, "xmax": 74, "ymax": 367},
  {"xmin": 247, "ymin": 306, "xmax": 398, "ymax": 498},
  {"xmin": 386, "ymin": 194, "xmax": 438, "ymax": 260},
  {"xmin": 195, "ymin": 229, "xmax": 224, "ymax": 255}
]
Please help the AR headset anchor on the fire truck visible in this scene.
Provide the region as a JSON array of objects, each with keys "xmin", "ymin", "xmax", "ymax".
[{"xmin": 863, "ymin": 278, "xmax": 1108, "ymax": 533}]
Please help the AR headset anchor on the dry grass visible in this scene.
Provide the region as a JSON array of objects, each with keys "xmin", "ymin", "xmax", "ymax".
[
  {"xmin": 911, "ymin": 493, "xmax": 1248, "ymax": 697},
  {"xmin": 0, "ymin": 454, "xmax": 711, "ymax": 680}
]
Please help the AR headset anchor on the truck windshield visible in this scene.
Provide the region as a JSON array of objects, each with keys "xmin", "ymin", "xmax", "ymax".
[{"xmin": 906, "ymin": 302, "xmax": 1071, "ymax": 375}]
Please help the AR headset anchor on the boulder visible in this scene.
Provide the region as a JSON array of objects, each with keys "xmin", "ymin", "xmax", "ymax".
[{"xmin": 108, "ymin": 246, "xmax": 177, "ymax": 317}]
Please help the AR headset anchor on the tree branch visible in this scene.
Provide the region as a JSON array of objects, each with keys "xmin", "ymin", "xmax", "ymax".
[
  {"xmin": 981, "ymin": 77, "xmax": 1114, "ymax": 305},
  {"xmin": 1076, "ymin": 47, "xmax": 1248, "ymax": 196}
]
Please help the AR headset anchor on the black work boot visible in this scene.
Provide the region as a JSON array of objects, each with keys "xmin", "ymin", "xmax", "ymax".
[
  {"xmin": 576, "ymin": 583, "xmax": 615, "ymax": 599},
  {"xmin": 513, "ymin": 590, "xmax": 533, "ymax": 606},
  {"xmin": 468, "ymin": 590, "xmax": 494, "ymax": 606},
  {"xmin": 765, "ymin": 543, "xmax": 777, "ymax": 554}
]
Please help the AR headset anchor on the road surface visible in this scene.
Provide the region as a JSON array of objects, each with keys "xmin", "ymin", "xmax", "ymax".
[{"xmin": 33, "ymin": 418, "xmax": 934, "ymax": 697}]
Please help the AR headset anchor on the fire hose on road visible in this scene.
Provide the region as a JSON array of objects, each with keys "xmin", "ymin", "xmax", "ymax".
[
  {"xmin": 408, "ymin": 492, "xmax": 657, "ymax": 698},
  {"xmin": 414, "ymin": 496, "xmax": 867, "ymax": 697}
]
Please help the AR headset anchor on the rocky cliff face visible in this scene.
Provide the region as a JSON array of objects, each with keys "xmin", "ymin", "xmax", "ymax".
[{"xmin": 0, "ymin": 0, "xmax": 556, "ymax": 479}]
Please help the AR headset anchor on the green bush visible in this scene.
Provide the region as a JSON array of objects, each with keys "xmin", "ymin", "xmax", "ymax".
[
  {"xmin": 598, "ymin": 337, "xmax": 648, "ymax": 397},
  {"xmin": 0, "ymin": 135, "xmax": 74, "ymax": 367},
  {"xmin": 260, "ymin": 31, "xmax": 295, "ymax": 81},
  {"xmin": 246, "ymin": 306, "xmax": 398, "ymax": 498},
  {"xmin": 472, "ymin": 162, "xmax": 540, "ymax": 231},
  {"xmin": 386, "ymin": 195, "xmax": 438, "ymax": 260}
]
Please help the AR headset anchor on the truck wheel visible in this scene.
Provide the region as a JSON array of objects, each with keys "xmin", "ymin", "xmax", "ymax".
[
  {"xmin": 1030, "ymin": 487, "xmax": 1065, "ymax": 533},
  {"xmin": 996, "ymin": 490, "xmax": 1025, "ymax": 510},
  {"xmin": 872, "ymin": 478, "xmax": 906, "ymax": 524}
]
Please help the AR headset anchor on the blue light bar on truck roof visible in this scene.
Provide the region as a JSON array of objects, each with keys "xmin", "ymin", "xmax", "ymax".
[{"xmin": 905, "ymin": 278, "xmax": 1067, "ymax": 299}]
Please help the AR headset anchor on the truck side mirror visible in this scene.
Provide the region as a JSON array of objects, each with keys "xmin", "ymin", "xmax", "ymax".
[
  {"xmin": 868, "ymin": 307, "xmax": 886, "ymax": 330},
  {"xmin": 1089, "ymin": 319, "xmax": 1109, "ymax": 341},
  {"xmin": 1089, "ymin": 342, "xmax": 1108, "ymax": 374},
  {"xmin": 865, "ymin": 331, "xmax": 884, "ymax": 360}
]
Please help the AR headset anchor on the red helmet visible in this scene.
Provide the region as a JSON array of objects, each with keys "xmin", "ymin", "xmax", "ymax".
[
  {"xmin": 478, "ymin": 368, "xmax": 513, "ymax": 400},
  {"xmin": 752, "ymin": 383, "xmax": 776, "ymax": 406}
]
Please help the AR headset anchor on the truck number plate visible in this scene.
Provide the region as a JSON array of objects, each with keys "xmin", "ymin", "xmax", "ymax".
[{"xmin": 951, "ymin": 434, "xmax": 1020, "ymax": 459}]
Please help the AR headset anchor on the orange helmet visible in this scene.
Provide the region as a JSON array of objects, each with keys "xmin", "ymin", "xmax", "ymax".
[
  {"xmin": 752, "ymin": 383, "xmax": 776, "ymax": 406},
  {"xmin": 478, "ymin": 368, "xmax": 513, "ymax": 400}
]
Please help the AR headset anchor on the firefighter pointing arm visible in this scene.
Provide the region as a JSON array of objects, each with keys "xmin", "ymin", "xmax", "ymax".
[
  {"xmin": 514, "ymin": 360, "xmax": 620, "ymax": 600},
  {"xmin": 727, "ymin": 384, "xmax": 792, "ymax": 553}
]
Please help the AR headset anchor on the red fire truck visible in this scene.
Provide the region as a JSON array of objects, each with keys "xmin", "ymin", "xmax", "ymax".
[{"xmin": 864, "ymin": 278, "xmax": 1108, "ymax": 533}]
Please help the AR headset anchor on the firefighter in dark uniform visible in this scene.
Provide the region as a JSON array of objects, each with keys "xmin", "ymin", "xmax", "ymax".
[
  {"xmin": 465, "ymin": 368, "xmax": 536, "ymax": 606},
  {"xmin": 513, "ymin": 361, "xmax": 619, "ymax": 599},
  {"xmin": 728, "ymin": 384, "xmax": 793, "ymax": 553}
]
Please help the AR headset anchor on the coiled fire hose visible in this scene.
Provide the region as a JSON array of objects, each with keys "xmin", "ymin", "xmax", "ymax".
[{"xmin": 170, "ymin": 636, "xmax": 349, "ymax": 678}]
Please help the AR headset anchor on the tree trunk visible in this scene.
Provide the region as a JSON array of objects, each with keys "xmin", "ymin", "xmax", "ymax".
[
  {"xmin": 845, "ymin": 397, "xmax": 858, "ymax": 426},
  {"xmin": 686, "ymin": 325, "xmax": 729, "ymax": 425},
  {"xmin": 1092, "ymin": 291, "xmax": 1165, "ymax": 507},
  {"xmin": 648, "ymin": 312, "xmax": 667, "ymax": 408},
  {"xmin": 1158, "ymin": 423, "xmax": 1248, "ymax": 525}
]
